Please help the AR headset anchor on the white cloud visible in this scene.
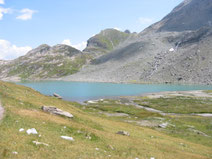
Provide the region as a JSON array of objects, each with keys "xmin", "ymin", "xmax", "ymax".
[
  {"xmin": 0, "ymin": 39, "xmax": 32, "ymax": 60},
  {"xmin": 16, "ymin": 8, "xmax": 37, "ymax": 20},
  {"xmin": 62, "ymin": 39, "xmax": 87, "ymax": 51},
  {"xmin": 114, "ymin": 27, "xmax": 122, "ymax": 31},
  {"xmin": 0, "ymin": 0, "xmax": 4, "ymax": 4},
  {"xmin": 138, "ymin": 17, "xmax": 154, "ymax": 25},
  {"xmin": 0, "ymin": 7, "xmax": 11, "ymax": 20},
  {"xmin": 62, "ymin": 39, "xmax": 71, "ymax": 46}
]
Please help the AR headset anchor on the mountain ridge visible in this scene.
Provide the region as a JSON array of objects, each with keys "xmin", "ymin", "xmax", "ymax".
[
  {"xmin": 0, "ymin": 29, "xmax": 133, "ymax": 81},
  {"xmin": 0, "ymin": 0, "xmax": 212, "ymax": 84}
]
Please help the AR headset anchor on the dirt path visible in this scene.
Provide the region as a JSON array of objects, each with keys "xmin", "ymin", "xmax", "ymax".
[{"xmin": 0, "ymin": 100, "xmax": 4, "ymax": 121}]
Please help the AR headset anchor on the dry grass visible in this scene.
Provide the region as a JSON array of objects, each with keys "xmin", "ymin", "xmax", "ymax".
[{"xmin": 0, "ymin": 81, "xmax": 212, "ymax": 159}]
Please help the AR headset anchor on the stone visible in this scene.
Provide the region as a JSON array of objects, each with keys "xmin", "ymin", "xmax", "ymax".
[
  {"xmin": 108, "ymin": 145, "xmax": 114, "ymax": 150},
  {"xmin": 32, "ymin": 141, "xmax": 49, "ymax": 146},
  {"xmin": 61, "ymin": 136, "xmax": 74, "ymax": 141},
  {"xmin": 158, "ymin": 122, "xmax": 168, "ymax": 128},
  {"xmin": 19, "ymin": 128, "xmax": 24, "ymax": 132},
  {"xmin": 41, "ymin": 106, "xmax": 73, "ymax": 118},
  {"xmin": 86, "ymin": 136, "xmax": 92, "ymax": 140},
  {"xmin": 53, "ymin": 93, "xmax": 62, "ymax": 99},
  {"xmin": 26, "ymin": 128, "xmax": 38, "ymax": 135},
  {"xmin": 169, "ymin": 48, "xmax": 175, "ymax": 52},
  {"xmin": 12, "ymin": 151, "xmax": 18, "ymax": 155},
  {"xmin": 87, "ymin": 100, "xmax": 98, "ymax": 104},
  {"xmin": 95, "ymin": 148, "xmax": 99, "ymax": 151},
  {"xmin": 116, "ymin": 131, "xmax": 130, "ymax": 136}
]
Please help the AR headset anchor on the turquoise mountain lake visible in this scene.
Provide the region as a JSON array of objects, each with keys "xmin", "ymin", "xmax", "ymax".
[{"xmin": 18, "ymin": 81, "xmax": 212, "ymax": 102}]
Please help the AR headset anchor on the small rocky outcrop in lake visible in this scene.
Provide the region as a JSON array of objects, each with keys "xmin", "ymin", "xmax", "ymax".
[{"xmin": 41, "ymin": 106, "xmax": 74, "ymax": 118}]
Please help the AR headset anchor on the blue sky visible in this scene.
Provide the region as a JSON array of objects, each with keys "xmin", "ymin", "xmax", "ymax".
[{"xmin": 0, "ymin": 0, "xmax": 183, "ymax": 60}]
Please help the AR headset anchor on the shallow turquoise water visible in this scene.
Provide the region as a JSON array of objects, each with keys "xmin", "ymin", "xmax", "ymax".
[{"xmin": 17, "ymin": 81, "xmax": 212, "ymax": 102}]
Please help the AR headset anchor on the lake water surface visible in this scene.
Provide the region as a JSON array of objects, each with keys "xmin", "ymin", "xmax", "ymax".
[{"xmin": 18, "ymin": 81, "xmax": 212, "ymax": 102}]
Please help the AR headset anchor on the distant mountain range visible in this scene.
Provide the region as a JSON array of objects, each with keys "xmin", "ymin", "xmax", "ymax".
[
  {"xmin": 1, "ymin": 0, "xmax": 212, "ymax": 84},
  {"xmin": 0, "ymin": 44, "xmax": 89, "ymax": 81},
  {"xmin": 0, "ymin": 29, "xmax": 135, "ymax": 81}
]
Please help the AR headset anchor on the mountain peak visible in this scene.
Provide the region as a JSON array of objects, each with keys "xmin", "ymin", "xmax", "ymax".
[
  {"xmin": 37, "ymin": 44, "xmax": 51, "ymax": 50},
  {"xmin": 27, "ymin": 44, "xmax": 50, "ymax": 56},
  {"xmin": 153, "ymin": 0, "xmax": 212, "ymax": 32},
  {"xmin": 83, "ymin": 28, "xmax": 132, "ymax": 55},
  {"xmin": 51, "ymin": 44, "xmax": 81, "ymax": 56}
]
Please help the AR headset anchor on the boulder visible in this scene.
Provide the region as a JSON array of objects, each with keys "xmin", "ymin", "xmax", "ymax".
[
  {"xmin": 19, "ymin": 128, "xmax": 24, "ymax": 132},
  {"xmin": 41, "ymin": 106, "xmax": 73, "ymax": 118},
  {"xmin": 158, "ymin": 122, "xmax": 168, "ymax": 128},
  {"xmin": 32, "ymin": 141, "xmax": 49, "ymax": 146},
  {"xmin": 61, "ymin": 136, "xmax": 74, "ymax": 141},
  {"xmin": 12, "ymin": 151, "xmax": 18, "ymax": 155},
  {"xmin": 53, "ymin": 93, "xmax": 62, "ymax": 99},
  {"xmin": 116, "ymin": 131, "xmax": 130, "ymax": 136},
  {"xmin": 26, "ymin": 128, "xmax": 38, "ymax": 135},
  {"xmin": 169, "ymin": 48, "xmax": 175, "ymax": 52},
  {"xmin": 87, "ymin": 100, "xmax": 98, "ymax": 104}
]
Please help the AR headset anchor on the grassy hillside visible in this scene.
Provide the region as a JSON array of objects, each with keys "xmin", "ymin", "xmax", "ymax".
[
  {"xmin": 3, "ymin": 54, "xmax": 89, "ymax": 80},
  {"xmin": 0, "ymin": 81, "xmax": 212, "ymax": 159}
]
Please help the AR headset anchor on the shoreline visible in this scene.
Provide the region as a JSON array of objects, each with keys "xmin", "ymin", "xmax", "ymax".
[
  {"xmin": 1, "ymin": 75, "xmax": 212, "ymax": 85},
  {"xmin": 59, "ymin": 90, "xmax": 212, "ymax": 104},
  {"xmin": 3, "ymin": 78, "xmax": 212, "ymax": 86}
]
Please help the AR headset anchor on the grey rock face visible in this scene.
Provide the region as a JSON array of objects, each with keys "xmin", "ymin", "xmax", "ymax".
[
  {"xmin": 41, "ymin": 106, "xmax": 74, "ymax": 118},
  {"xmin": 154, "ymin": 0, "xmax": 212, "ymax": 32}
]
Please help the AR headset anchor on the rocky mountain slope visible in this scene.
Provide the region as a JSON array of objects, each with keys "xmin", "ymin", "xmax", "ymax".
[
  {"xmin": 153, "ymin": 0, "xmax": 212, "ymax": 32},
  {"xmin": 0, "ymin": 60, "xmax": 9, "ymax": 65},
  {"xmin": 0, "ymin": 44, "xmax": 90, "ymax": 81},
  {"xmin": 64, "ymin": 0, "xmax": 212, "ymax": 84}
]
